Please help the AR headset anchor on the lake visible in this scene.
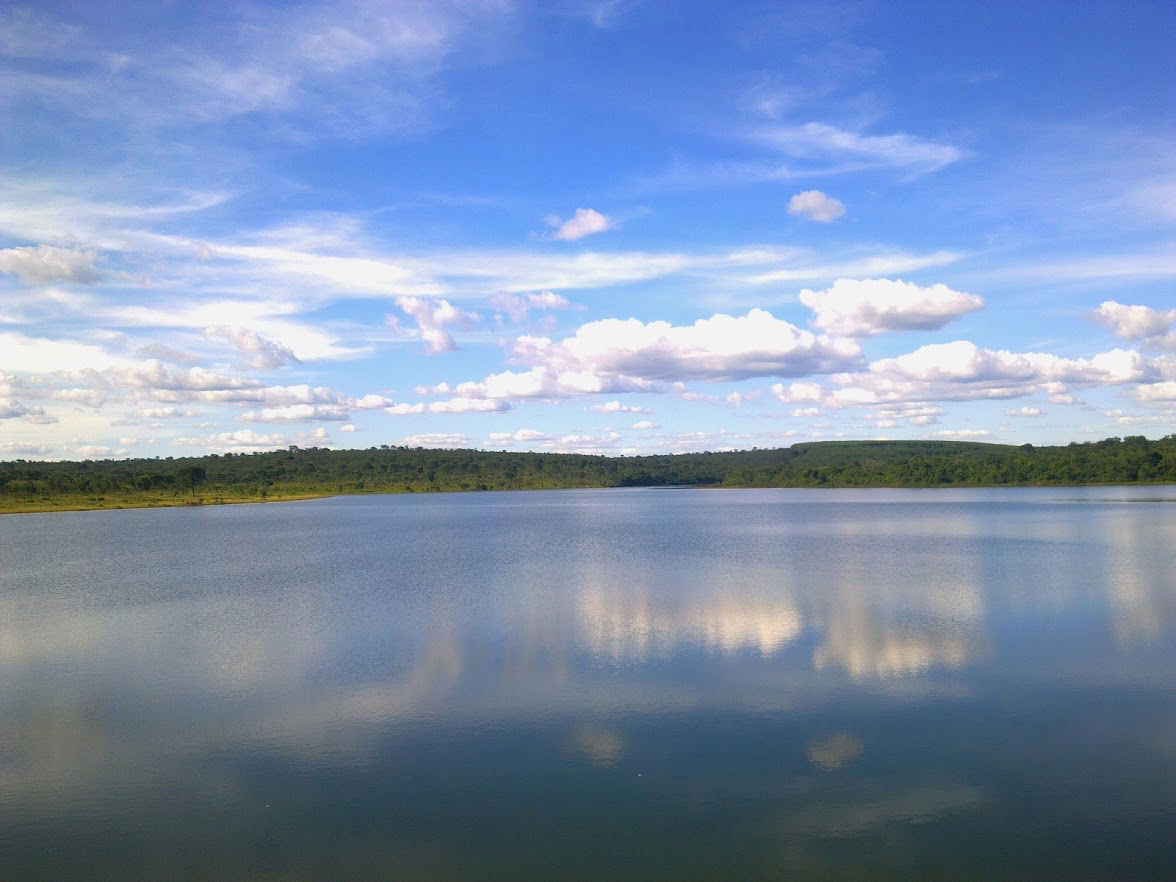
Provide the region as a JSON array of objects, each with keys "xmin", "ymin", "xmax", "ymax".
[{"xmin": 2, "ymin": 487, "xmax": 1174, "ymax": 879}]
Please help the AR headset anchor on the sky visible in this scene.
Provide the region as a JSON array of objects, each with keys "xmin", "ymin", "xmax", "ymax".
[{"xmin": 1, "ymin": 0, "xmax": 1174, "ymax": 460}]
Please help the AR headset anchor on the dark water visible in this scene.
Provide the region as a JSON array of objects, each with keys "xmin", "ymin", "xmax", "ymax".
[{"xmin": 2, "ymin": 487, "xmax": 1174, "ymax": 879}]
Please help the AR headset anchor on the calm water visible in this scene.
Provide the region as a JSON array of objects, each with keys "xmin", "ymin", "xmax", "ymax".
[{"xmin": 2, "ymin": 487, "xmax": 1175, "ymax": 879}]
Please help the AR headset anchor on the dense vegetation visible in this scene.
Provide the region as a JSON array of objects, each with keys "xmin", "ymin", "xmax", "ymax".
[{"xmin": 2, "ymin": 435, "xmax": 1174, "ymax": 512}]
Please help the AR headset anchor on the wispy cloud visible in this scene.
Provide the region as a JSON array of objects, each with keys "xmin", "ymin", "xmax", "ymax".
[{"xmin": 753, "ymin": 122, "xmax": 964, "ymax": 174}]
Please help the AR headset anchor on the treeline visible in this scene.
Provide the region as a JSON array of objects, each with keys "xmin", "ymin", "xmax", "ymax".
[{"xmin": 2, "ymin": 436, "xmax": 1175, "ymax": 509}]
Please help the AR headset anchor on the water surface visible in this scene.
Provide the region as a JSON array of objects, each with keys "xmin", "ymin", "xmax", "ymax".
[{"xmin": 2, "ymin": 487, "xmax": 1174, "ymax": 878}]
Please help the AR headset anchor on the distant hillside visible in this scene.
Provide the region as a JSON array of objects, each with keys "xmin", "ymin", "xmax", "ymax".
[{"xmin": 2, "ymin": 436, "xmax": 1174, "ymax": 512}]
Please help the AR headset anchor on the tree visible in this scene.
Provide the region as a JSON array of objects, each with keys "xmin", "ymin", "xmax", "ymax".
[{"xmin": 177, "ymin": 465, "xmax": 207, "ymax": 496}]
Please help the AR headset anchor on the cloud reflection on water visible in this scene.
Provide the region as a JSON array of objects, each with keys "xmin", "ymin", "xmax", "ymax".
[{"xmin": 0, "ymin": 487, "xmax": 1173, "ymax": 847}]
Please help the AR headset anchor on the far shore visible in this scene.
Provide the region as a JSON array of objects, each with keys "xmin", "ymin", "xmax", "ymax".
[
  {"xmin": 5, "ymin": 479, "xmax": 1176, "ymax": 515},
  {"xmin": 0, "ymin": 491, "xmax": 333, "ymax": 515}
]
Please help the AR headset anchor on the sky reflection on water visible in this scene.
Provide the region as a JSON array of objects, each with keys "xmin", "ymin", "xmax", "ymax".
[{"xmin": 2, "ymin": 487, "xmax": 1174, "ymax": 878}]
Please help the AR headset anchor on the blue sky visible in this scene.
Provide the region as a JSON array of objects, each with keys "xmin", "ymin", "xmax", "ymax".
[{"xmin": 1, "ymin": 0, "xmax": 1173, "ymax": 459}]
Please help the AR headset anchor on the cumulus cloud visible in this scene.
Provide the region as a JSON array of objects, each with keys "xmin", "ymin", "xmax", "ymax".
[
  {"xmin": 0, "ymin": 441, "xmax": 54, "ymax": 455},
  {"xmin": 428, "ymin": 397, "xmax": 511, "ymax": 413},
  {"xmin": 546, "ymin": 208, "xmax": 614, "ymax": 241},
  {"xmin": 771, "ymin": 381, "xmax": 824, "ymax": 403},
  {"xmin": 799, "ymin": 278, "xmax": 984, "ymax": 337},
  {"xmin": 448, "ymin": 366, "xmax": 643, "ymax": 402},
  {"xmin": 927, "ymin": 429, "xmax": 991, "ymax": 440},
  {"xmin": 177, "ymin": 429, "xmax": 288, "ymax": 450},
  {"xmin": 587, "ymin": 400, "xmax": 650, "ymax": 413},
  {"xmin": 205, "ymin": 325, "xmax": 301, "ymax": 369},
  {"xmin": 1092, "ymin": 301, "xmax": 1176, "ymax": 349},
  {"xmin": 396, "ymin": 433, "xmax": 473, "ymax": 448},
  {"xmin": 630, "ymin": 419, "xmax": 657, "ymax": 430},
  {"xmin": 0, "ymin": 244, "xmax": 102, "ymax": 284},
  {"xmin": 513, "ymin": 309, "xmax": 863, "ymax": 384},
  {"xmin": 768, "ymin": 340, "xmax": 1164, "ymax": 424},
  {"xmin": 1132, "ymin": 381, "xmax": 1176, "ymax": 402},
  {"xmin": 787, "ymin": 190, "xmax": 845, "ymax": 222},
  {"xmin": 382, "ymin": 402, "xmax": 425, "ymax": 415},
  {"xmin": 418, "ymin": 310, "xmax": 862, "ymax": 414},
  {"xmin": 238, "ymin": 403, "xmax": 350, "ymax": 422},
  {"xmin": 487, "ymin": 428, "xmax": 549, "ymax": 445},
  {"xmin": 129, "ymin": 406, "xmax": 200, "ymax": 419},
  {"xmin": 392, "ymin": 296, "xmax": 480, "ymax": 353},
  {"xmin": 824, "ymin": 342, "xmax": 1156, "ymax": 410}
]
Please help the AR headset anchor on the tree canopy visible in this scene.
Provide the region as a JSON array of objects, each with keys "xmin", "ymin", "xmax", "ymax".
[{"xmin": 2, "ymin": 436, "xmax": 1174, "ymax": 512}]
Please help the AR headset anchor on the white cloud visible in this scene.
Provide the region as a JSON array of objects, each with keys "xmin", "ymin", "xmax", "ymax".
[
  {"xmin": 487, "ymin": 428, "xmax": 549, "ymax": 444},
  {"xmin": 0, "ymin": 330, "xmax": 124, "ymax": 373},
  {"xmin": 755, "ymin": 122, "xmax": 964, "ymax": 173},
  {"xmin": 799, "ymin": 278, "xmax": 983, "ymax": 337},
  {"xmin": 131, "ymin": 406, "xmax": 200, "ymax": 419},
  {"xmin": 822, "ymin": 342, "xmax": 1156, "ymax": 410},
  {"xmin": 1132, "ymin": 381, "xmax": 1176, "ymax": 402},
  {"xmin": 352, "ymin": 394, "xmax": 396, "ymax": 410},
  {"xmin": 926, "ymin": 429, "xmax": 991, "ymax": 440},
  {"xmin": 451, "ymin": 365, "xmax": 639, "ymax": 401},
  {"xmin": 1006, "ymin": 406, "xmax": 1044, "ymax": 417},
  {"xmin": 338, "ymin": 423, "xmax": 357, "ymax": 432},
  {"xmin": 429, "ymin": 309, "xmax": 863, "ymax": 413},
  {"xmin": 586, "ymin": 400, "xmax": 650, "ymax": 413},
  {"xmin": 869, "ymin": 341, "xmax": 1150, "ymax": 387},
  {"xmin": 770, "ymin": 381, "xmax": 824, "ymax": 403},
  {"xmin": 70, "ymin": 444, "xmax": 115, "ymax": 459},
  {"xmin": 5, "ymin": 1, "xmax": 516, "ymax": 139},
  {"xmin": 630, "ymin": 420, "xmax": 657, "ymax": 430},
  {"xmin": 1092, "ymin": 300, "xmax": 1176, "ymax": 349},
  {"xmin": 0, "ymin": 244, "xmax": 102, "ymax": 284},
  {"xmin": 513, "ymin": 309, "xmax": 863, "ymax": 384},
  {"xmin": 393, "ymin": 296, "xmax": 480, "ymax": 353},
  {"xmin": 396, "ymin": 433, "xmax": 473, "ymax": 448},
  {"xmin": 787, "ymin": 190, "xmax": 845, "ymax": 222},
  {"xmin": 427, "ymin": 398, "xmax": 511, "ymax": 413},
  {"xmin": 488, "ymin": 290, "xmax": 573, "ymax": 322},
  {"xmin": 135, "ymin": 343, "xmax": 202, "ymax": 364},
  {"xmin": 383, "ymin": 402, "xmax": 426, "ymax": 415},
  {"xmin": 0, "ymin": 441, "xmax": 54, "ymax": 455},
  {"xmin": 177, "ymin": 429, "xmax": 288, "ymax": 451},
  {"xmin": 770, "ymin": 341, "xmax": 1163, "ymax": 422},
  {"xmin": 743, "ymin": 250, "xmax": 963, "ymax": 286},
  {"xmin": 238, "ymin": 404, "xmax": 350, "ymax": 422},
  {"xmin": 547, "ymin": 208, "xmax": 614, "ymax": 241},
  {"xmin": 204, "ymin": 325, "xmax": 301, "ymax": 369}
]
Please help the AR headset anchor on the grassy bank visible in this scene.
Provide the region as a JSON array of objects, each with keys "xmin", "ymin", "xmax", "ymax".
[{"xmin": 0, "ymin": 489, "xmax": 332, "ymax": 514}]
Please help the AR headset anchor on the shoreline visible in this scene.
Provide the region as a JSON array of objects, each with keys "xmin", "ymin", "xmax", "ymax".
[
  {"xmin": 4, "ymin": 479, "xmax": 1176, "ymax": 515},
  {"xmin": 0, "ymin": 491, "xmax": 333, "ymax": 515}
]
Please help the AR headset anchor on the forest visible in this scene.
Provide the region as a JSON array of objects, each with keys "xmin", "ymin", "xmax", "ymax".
[{"xmin": 2, "ymin": 435, "xmax": 1175, "ymax": 513}]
